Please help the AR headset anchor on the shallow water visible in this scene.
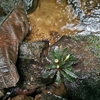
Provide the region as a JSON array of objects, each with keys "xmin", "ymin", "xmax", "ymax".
[
  {"xmin": 60, "ymin": 0, "xmax": 100, "ymax": 36},
  {"xmin": 0, "ymin": 0, "xmax": 100, "ymax": 41},
  {"xmin": 69, "ymin": 0, "xmax": 100, "ymax": 36},
  {"xmin": 26, "ymin": 0, "xmax": 100, "ymax": 44}
]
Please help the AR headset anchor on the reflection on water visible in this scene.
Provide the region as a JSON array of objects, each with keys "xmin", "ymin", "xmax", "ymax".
[
  {"xmin": 27, "ymin": 0, "xmax": 100, "ymax": 44},
  {"xmin": 67, "ymin": 0, "xmax": 100, "ymax": 36},
  {"xmin": 0, "ymin": 0, "xmax": 100, "ymax": 43}
]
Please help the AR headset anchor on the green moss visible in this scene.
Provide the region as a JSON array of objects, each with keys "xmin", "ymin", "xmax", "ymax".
[
  {"xmin": 69, "ymin": 35, "xmax": 100, "ymax": 60},
  {"xmin": 85, "ymin": 35, "xmax": 100, "ymax": 60}
]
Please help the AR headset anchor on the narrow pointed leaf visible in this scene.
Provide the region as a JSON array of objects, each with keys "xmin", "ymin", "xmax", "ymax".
[
  {"xmin": 55, "ymin": 71, "xmax": 61, "ymax": 84},
  {"xmin": 61, "ymin": 48, "xmax": 69, "ymax": 60},
  {"xmin": 42, "ymin": 72, "xmax": 50, "ymax": 78},
  {"xmin": 61, "ymin": 70, "xmax": 74, "ymax": 82},
  {"xmin": 63, "ymin": 60, "xmax": 75, "ymax": 68},
  {"xmin": 59, "ymin": 58, "xmax": 65, "ymax": 66},
  {"xmin": 61, "ymin": 57, "xmax": 78, "ymax": 69},
  {"xmin": 69, "ymin": 54, "xmax": 78, "ymax": 64},
  {"xmin": 50, "ymin": 71, "xmax": 56, "ymax": 78},
  {"xmin": 60, "ymin": 61, "xmax": 73, "ymax": 69},
  {"xmin": 63, "ymin": 69, "xmax": 78, "ymax": 79},
  {"xmin": 64, "ymin": 54, "xmax": 70, "ymax": 62},
  {"xmin": 67, "ymin": 66, "xmax": 73, "ymax": 71},
  {"xmin": 46, "ymin": 64, "xmax": 56, "ymax": 69},
  {"xmin": 48, "ymin": 51, "xmax": 55, "ymax": 62},
  {"xmin": 54, "ymin": 49, "xmax": 60, "ymax": 60}
]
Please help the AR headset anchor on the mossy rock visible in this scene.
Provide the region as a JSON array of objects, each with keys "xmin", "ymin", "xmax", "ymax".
[
  {"xmin": 17, "ymin": 35, "xmax": 100, "ymax": 100},
  {"xmin": 51, "ymin": 35, "xmax": 100, "ymax": 100}
]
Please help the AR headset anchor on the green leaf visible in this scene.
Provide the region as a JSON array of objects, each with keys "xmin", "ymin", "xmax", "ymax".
[
  {"xmin": 48, "ymin": 51, "xmax": 55, "ymax": 63},
  {"xmin": 50, "ymin": 71, "xmax": 56, "ymax": 78},
  {"xmin": 60, "ymin": 61, "xmax": 73, "ymax": 69},
  {"xmin": 59, "ymin": 58, "xmax": 65, "ymax": 66},
  {"xmin": 67, "ymin": 66, "xmax": 73, "ymax": 71},
  {"xmin": 61, "ymin": 48, "xmax": 69, "ymax": 61},
  {"xmin": 46, "ymin": 64, "xmax": 56, "ymax": 70},
  {"xmin": 61, "ymin": 70, "xmax": 75, "ymax": 82},
  {"xmin": 63, "ymin": 60, "xmax": 76, "ymax": 68},
  {"xmin": 63, "ymin": 48, "xmax": 69, "ymax": 55},
  {"xmin": 69, "ymin": 54, "xmax": 78, "ymax": 63},
  {"xmin": 61, "ymin": 55, "xmax": 78, "ymax": 69},
  {"xmin": 42, "ymin": 72, "xmax": 50, "ymax": 78},
  {"xmin": 63, "ymin": 68, "xmax": 78, "ymax": 79},
  {"xmin": 54, "ymin": 49, "xmax": 60, "ymax": 60},
  {"xmin": 64, "ymin": 54, "xmax": 70, "ymax": 62},
  {"xmin": 55, "ymin": 71, "xmax": 61, "ymax": 84}
]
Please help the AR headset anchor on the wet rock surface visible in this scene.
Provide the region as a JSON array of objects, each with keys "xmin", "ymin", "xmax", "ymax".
[
  {"xmin": 51, "ymin": 35, "xmax": 100, "ymax": 100},
  {"xmin": 9, "ymin": 95, "xmax": 33, "ymax": 100},
  {"xmin": 0, "ymin": 2, "xmax": 29, "ymax": 90},
  {"xmin": 66, "ymin": 0, "xmax": 100, "ymax": 36},
  {"xmin": 0, "ymin": 0, "xmax": 100, "ymax": 100},
  {"xmin": 8, "ymin": 35, "xmax": 99, "ymax": 100},
  {"xmin": 0, "ymin": 35, "xmax": 100, "ymax": 100},
  {"xmin": 34, "ymin": 93, "xmax": 67, "ymax": 100},
  {"xmin": 6, "ymin": 39, "xmax": 67, "ymax": 99},
  {"xmin": 17, "ymin": 40, "xmax": 49, "ymax": 90},
  {"xmin": 0, "ymin": 0, "xmax": 39, "ymax": 24}
]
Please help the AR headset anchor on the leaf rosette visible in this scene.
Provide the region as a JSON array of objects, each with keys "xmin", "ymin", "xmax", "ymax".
[{"xmin": 43, "ymin": 46, "xmax": 78, "ymax": 84}]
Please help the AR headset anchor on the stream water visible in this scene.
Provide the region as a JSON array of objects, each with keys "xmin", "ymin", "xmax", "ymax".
[
  {"xmin": 0, "ymin": 0, "xmax": 100, "ymax": 37},
  {"xmin": 25, "ymin": 0, "xmax": 100, "ymax": 44},
  {"xmin": 67, "ymin": 0, "xmax": 100, "ymax": 36}
]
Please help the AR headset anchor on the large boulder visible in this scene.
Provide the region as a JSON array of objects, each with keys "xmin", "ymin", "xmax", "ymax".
[
  {"xmin": 17, "ymin": 40, "xmax": 49, "ymax": 90},
  {"xmin": 51, "ymin": 35, "xmax": 100, "ymax": 100},
  {"xmin": 17, "ymin": 35, "xmax": 100, "ymax": 100},
  {"xmin": 0, "ymin": 2, "xmax": 29, "ymax": 90}
]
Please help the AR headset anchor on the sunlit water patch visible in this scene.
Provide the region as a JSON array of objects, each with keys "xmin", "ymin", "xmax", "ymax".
[{"xmin": 27, "ymin": 0, "xmax": 100, "ymax": 44}]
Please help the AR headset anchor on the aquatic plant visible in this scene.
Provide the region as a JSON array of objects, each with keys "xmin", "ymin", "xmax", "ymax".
[{"xmin": 43, "ymin": 46, "xmax": 78, "ymax": 84}]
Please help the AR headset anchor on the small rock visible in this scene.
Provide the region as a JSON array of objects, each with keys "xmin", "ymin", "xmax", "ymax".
[{"xmin": 9, "ymin": 95, "xmax": 33, "ymax": 100}]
